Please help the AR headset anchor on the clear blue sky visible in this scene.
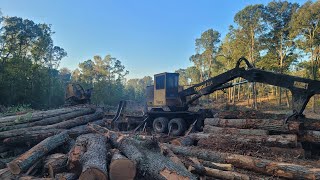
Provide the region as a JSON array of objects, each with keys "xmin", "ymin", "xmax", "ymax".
[{"xmin": 0, "ymin": 0, "xmax": 308, "ymax": 79}]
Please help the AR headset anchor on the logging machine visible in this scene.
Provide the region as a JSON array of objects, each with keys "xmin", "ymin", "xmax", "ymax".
[
  {"xmin": 65, "ymin": 83, "xmax": 92, "ymax": 105},
  {"xmin": 115, "ymin": 57, "xmax": 320, "ymax": 136}
]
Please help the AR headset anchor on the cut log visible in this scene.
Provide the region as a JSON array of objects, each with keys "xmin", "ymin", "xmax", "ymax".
[
  {"xmin": 7, "ymin": 132, "xmax": 69, "ymax": 175},
  {"xmin": 198, "ymin": 159, "xmax": 233, "ymax": 171},
  {"xmin": 0, "ymin": 106, "xmax": 87, "ymax": 125},
  {"xmin": 88, "ymin": 124, "xmax": 197, "ymax": 180},
  {"xmin": 109, "ymin": 149, "xmax": 136, "ymax": 180},
  {"xmin": 159, "ymin": 144, "xmax": 185, "ymax": 167},
  {"xmin": 3, "ymin": 119, "xmax": 105, "ymax": 146},
  {"xmin": 0, "ymin": 168, "xmax": 15, "ymax": 179},
  {"xmin": 170, "ymin": 136, "xmax": 195, "ymax": 146},
  {"xmin": 194, "ymin": 133, "xmax": 304, "ymax": 160},
  {"xmin": 189, "ymin": 133, "xmax": 298, "ymax": 148},
  {"xmin": 166, "ymin": 144, "xmax": 320, "ymax": 179},
  {"xmin": 68, "ymin": 133, "xmax": 108, "ymax": 180},
  {"xmin": 0, "ymin": 108, "xmax": 95, "ymax": 132},
  {"xmin": 204, "ymin": 118, "xmax": 300, "ymax": 133},
  {"xmin": 0, "ymin": 111, "xmax": 103, "ymax": 139},
  {"xmin": 215, "ymin": 110, "xmax": 286, "ymax": 119},
  {"xmin": 202, "ymin": 166, "xmax": 250, "ymax": 180},
  {"xmin": 55, "ymin": 172, "xmax": 78, "ymax": 180},
  {"xmin": 44, "ymin": 153, "xmax": 68, "ymax": 178},
  {"xmin": 0, "ymin": 145, "xmax": 10, "ymax": 153},
  {"xmin": 18, "ymin": 176, "xmax": 53, "ymax": 180},
  {"xmin": 302, "ymin": 118, "xmax": 320, "ymax": 131},
  {"xmin": 299, "ymin": 130, "xmax": 320, "ymax": 143},
  {"xmin": 187, "ymin": 157, "xmax": 249, "ymax": 180},
  {"xmin": 203, "ymin": 125, "xmax": 269, "ymax": 136},
  {"xmin": 3, "ymin": 129, "xmax": 63, "ymax": 146}
]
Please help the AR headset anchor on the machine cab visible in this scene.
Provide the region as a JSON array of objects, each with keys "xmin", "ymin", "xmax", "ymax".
[{"xmin": 152, "ymin": 72, "xmax": 181, "ymax": 107}]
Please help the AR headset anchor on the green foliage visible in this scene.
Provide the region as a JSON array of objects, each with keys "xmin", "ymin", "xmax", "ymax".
[
  {"xmin": 72, "ymin": 54, "xmax": 135, "ymax": 105},
  {"xmin": 190, "ymin": 29, "xmax": 221, "ymax": 80},
  {"xmin": 0, "ymin": 14, "xmax": 67, "ymax": 109}
]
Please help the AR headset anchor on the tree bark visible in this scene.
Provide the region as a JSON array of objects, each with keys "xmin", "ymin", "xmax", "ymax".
[
  {"xmin": 166, "ymin": 144, "xmax": 320, "ymax": 179},
  {"xmin": 0, "ymin": 108, "xmax": 95, "ymax": 132},
  {"xmin": 7, "ymin": 132, "xmax": 69, "ymax": 175},
  {"xmin": 204, "ymin": 118, "xmax": 300, "ymax": 133},
  {"xmin": 44, "ymin": 153, "xmax": 68, "ymax": 178},
  {"xmin": 203, "ymin": 125, "xmax": 268, "ymax": 136},
  {"xmin": 202, "ymin": 166, "xmax": 250, "ymax": 180},
  {"xmin": 0, "ymin": 111, "xmax": 103, "ymax": 139},
  {"xmin": 303, "ymin": 118, "xmax": 320, "ymax": 131},
  {"xmin": 198, "ymin": 159, "xmax": 233, "ymax": 171},
  {"xmin": 88, "ymin": 124, "xmax": 197, "ymax": 180},
  {"xmin": 299, "ymin": 130, "xmax": 320, "ymax": 143},
  {"xmin": 68, "ymin": 133, "xmax": 109, "ymax": 180},
  {"xmin": 170, "ymin": 136, "xmax": 195, "ymax": 146},
  {"xmin": 0, "ymin": 145, "xmax": 10, "ymax": 153},
  {"xmin": 109, "ymin": 149, "xmax": 136, "ymax": 180},
  {"xmin": 55, "ymin": 172, "xmax": 78, "ymax": 180},
  {"xmin": 189, "ymin": 133, "xmax": 298, "ymax": 148},
  {"xmin": 0, "ymin": 106, "xmax": 88, "ymax": 125},
  {"xmin": 159, "ymin": 144, "xmax": 185, "ymax": 167},
  {"xmin": 0, "ymin": 168, "xmax": 15, "ymax": 179},
  {"xmin": 3, "ymin": 129, "xmax": 63, "ymax": 146},
  {"xmin": 3, "ymin": 119, "xmax": 105, "ymax": 146}
]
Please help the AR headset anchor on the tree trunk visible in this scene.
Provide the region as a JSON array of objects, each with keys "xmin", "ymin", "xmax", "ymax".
[
  {"xmin": 68, "ymin": 133, "xmax": 109, "ymax": 180},
  {"xmin": 0, "ymin": 111, "xmax": 103, "ymax": 139},
  {"xmin": 88, "ymin": 124, "xmax": 197, "ymax": 180},
  {"xmin": 7, "ymin": 132, "xmax": 69, "ymax": 174},
  {"xmin": 159, "ymin": 144, "xmax": 185, "ymax": 167},
  {"xmin": 204, "ymin": 118, "xmax": 300, "ymax": 133},
  {"xmin": 0, "ymin": 145, "xmax": 10, "ymax": 153},
  {"xmin": 0, "ymin": 168, "xmax": 15, "ymax": 179},
  {"xmin": 198, "ymin": 159, "xmax": 233, "ymax": 171},
  {"xmin": 285, "ymin": 89, "xmax": 290, "ymax": 108},
  {"xmin": 3, "ymin": 129, "xmax": 63, "ymax": 146},
  {"xmin": 3, "ymin": 119, "xmax": 105, "ymax": 146},
  {"xmin": 0, "ymin": 106, "xmax": 87, "ymax": 125},
  {"xmin": 203, "ymin": 125, "xmax": 268, "ymax": 136},
  {"xmin": 203, "ymin": 166, "xmax": 250, "ymax": 180},
  {"xmin": 189, "ymin": 133, "xmax": 298, "ymax": 148},
  {"xmin": 303, "ymin": 118, "xmax": 320, "ymax": 131},
  {"xmin": 55, "ymin": 172, "xmax": 78, "ymax": 180},
  {"xmin": 299, "ymin": 130, "xmax": 320, "ymax": 143},
  {"xmin": 170, "ymin": 136, "xmax": 195, "ymax": 146},
  {"xmin": 0, "ymin": 108, "xmax": 95, "ymax": 132},
  {"xmin": 109, "ymin": 149, "xmax": 136, "ymax": 180},
  {"xmin": 44, "ymin": 153, "xmax": 68, "ymax": 178},
  {"xmin": 166, "ymin": 144, "xmax": 320, "ymax": 179}
]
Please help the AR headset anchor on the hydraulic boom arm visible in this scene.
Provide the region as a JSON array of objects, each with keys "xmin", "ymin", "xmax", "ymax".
[{"xmin": 179, "ymin": 57, "xmax": 320, "ymax": 116}]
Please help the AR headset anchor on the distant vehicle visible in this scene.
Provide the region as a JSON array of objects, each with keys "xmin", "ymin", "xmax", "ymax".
[{"xmin": 65, "ymin": 83, "xmax": 92, "ymax": 105}]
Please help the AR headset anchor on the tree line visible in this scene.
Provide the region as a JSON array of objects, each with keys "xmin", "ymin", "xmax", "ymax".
[{"xmin": 0, "ymin": 0, "xmax": 319, "ymax": 110}]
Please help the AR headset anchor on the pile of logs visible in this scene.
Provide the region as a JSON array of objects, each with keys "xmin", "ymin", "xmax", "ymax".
[
  {"xmin": 169, "ymin": 110, "xmax": 320, "ymax": 179},
  {"xmin": 1, "ymin": 108, "xmax": 320, "ymax": 180}
]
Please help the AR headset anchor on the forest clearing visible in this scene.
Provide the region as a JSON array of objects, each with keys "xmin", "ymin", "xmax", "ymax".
[{"xmin": 1, "ymin": 0, "xmax": 320, "ymax": 179}]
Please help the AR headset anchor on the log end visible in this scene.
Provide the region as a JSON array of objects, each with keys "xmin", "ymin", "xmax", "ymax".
[
  {"xmin": 79, "ymin": 168, "xmax": 108, "ymax": 180},
  {"xmin": 7, "ymin": 161, "xmax": 21, "ymax": 175},
  {"xmin": 109, "ymin": 159, "xmax": 136, "ymax": 180}
]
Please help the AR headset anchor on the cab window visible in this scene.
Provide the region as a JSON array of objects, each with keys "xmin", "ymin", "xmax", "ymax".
[{"xmin": 155, "ymin": 75, "xmax": 165, "ymax": 89}]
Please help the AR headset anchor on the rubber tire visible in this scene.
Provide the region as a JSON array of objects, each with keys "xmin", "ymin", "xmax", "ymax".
[
  {"xmin": 169, "ymin": 118, "xmax": 186, "ymax": 136},
  {"xmin": 153, "ymin": 117, "xmax": 169, "ymax": 133}
]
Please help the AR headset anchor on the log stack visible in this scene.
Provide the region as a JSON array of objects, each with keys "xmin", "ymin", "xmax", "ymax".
[
  {"xmin": 1, "ymin": 108, "xmax": 320, "ymax": 179},
  {"xmin": 166, "ymin": 110, "xmax": 320, "ymax": 179}
]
